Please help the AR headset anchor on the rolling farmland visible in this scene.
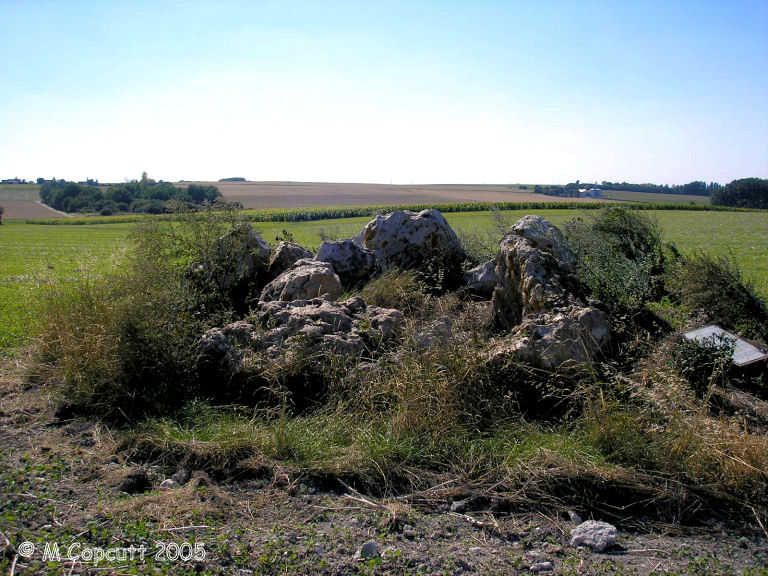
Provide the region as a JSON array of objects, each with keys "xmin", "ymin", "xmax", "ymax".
[
  {"xmin": 2, "ymin": 208, "xmax": 767, "ymax": 353},
  {"xmin": 191, "ymin": 181, "xmax": 605, "ymax": 209},
  {"xmin": 0, "ymin": 185, "xmax": 68, "ymax": 219}
]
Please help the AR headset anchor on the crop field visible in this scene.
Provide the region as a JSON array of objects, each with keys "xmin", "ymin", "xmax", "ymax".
[
  {"xmin": 0, "ymin": 185, "xmax": 67, "ymax": 219},
  {"xmin": 0, "ymin": 221, "xmax": 131, "ymax": 352},
  {"xmin": 601, "ymin": 189, "xmax": 711, "ymax": 205},
  {"xmin": 1, "ymin": 208, "xmax": 767, "ymax": 354},
  {"xmin": 194, "ymin": 180, "xmax": 606, "ymax": 209}
]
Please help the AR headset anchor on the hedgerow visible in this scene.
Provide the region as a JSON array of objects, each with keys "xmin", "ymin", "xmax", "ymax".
[{"xmin": 26, "ymin": 200, "xmax": 762, "ymax": 226}]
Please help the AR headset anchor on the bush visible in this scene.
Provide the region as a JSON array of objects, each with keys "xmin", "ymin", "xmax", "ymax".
[
  {"xmin": 38, "ymin": 207, "xmax": 250, "ymax": 421},
  {"xmin": 183, "ymin": 221, "xmax": 270, "ymax": 316},
  {"xmin": 565, "ymin": 207, "xmax": 673, "ymax": 310},
  {"xmin": 667, "ymin": 252, "xmax": 768, "ymax": 339},
  {"xmin": 672, "ymin": 333, "xmax": 735, "ymax": 397}
]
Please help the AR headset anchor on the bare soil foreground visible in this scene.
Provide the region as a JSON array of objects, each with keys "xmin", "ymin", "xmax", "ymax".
[
  {"xmin": 1, "ymin": 357, "xmax": 766, "ymax": 576},
  {"xmin": 192, "ymin": 181, "xmax": 604, "ymax": 209}
]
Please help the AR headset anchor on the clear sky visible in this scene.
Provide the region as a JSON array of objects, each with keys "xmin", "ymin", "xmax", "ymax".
[{"xmin": 1, "ymin": 0, "xmax": 767, "ymax": 185}]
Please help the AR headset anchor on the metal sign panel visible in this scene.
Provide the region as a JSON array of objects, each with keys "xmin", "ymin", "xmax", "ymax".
[{"xmin": 683, "ymin": 325, "xmax": 768, "ymax": 367}]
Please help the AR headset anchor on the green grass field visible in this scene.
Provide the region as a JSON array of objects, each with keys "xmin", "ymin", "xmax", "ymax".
[{"xmin": 2, "ymin": 208, "xmax": 767, "ymax": 353}]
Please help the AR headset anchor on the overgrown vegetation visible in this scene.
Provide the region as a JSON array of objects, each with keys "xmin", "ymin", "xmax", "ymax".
[
  {"xmin": 668, "ymin": 251, "xmax": 768, "ymax": 339},
  {"xmin": 671, "ymin": 332, "xmax": 735, "ymax": 397},
  {"xmin": 24, "ymin": 205, "xmax": 768, "ymax": 526},
  {"xmin": 37, "ymin": 206, "xmax": 249, "ymax": 419},
  {"xmin": 565, "ymin": 207, "xmax": 674, "ymax": 311}
]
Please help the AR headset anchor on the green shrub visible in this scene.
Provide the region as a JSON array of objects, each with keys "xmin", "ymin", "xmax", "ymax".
[
  {"xmin": 361, "ymin": 270, "xmax": 433, "ymax": 317},
  {"xmin": 39, "ymin": 207, "xmax": 250, "ymax": 421},
  {"xmin": 671, "ymin": 333, "xmax": 735, "ymax": 397},
  {"xmin": 565, "ymin": 206, "xmax": 673, "ymax": 310},
  {"xmin": 667, "ymin": 251, "xmax": 768, "ymax": 339}
]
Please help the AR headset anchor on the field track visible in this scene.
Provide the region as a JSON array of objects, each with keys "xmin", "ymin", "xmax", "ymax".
[{"xmin": 193, "ymin": 181, "xmax": 605, "ymax": 209}]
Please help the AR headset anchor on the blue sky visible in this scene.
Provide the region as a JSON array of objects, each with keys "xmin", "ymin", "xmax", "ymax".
[{"xmin": 1, "ymin": 0, "xmax": 766, "ymax": 185}]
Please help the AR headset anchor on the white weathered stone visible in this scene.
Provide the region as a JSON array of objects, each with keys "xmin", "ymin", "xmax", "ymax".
[
  {"xmin": 159, "ymin": 479, "xmax": 180, "ymax": 489},
  {"xmin": 491, "ymin": 216, "xmax": 610, "ymax": 369},
  {"xmin": 268, "ymin": 241, "xmax": 313, "ymax": 278},
  {"xmin": 493, "ymin": 230, "xmax": 571, "ymax": 330},
  {"xmin": 570, "ymin": 520, "xmax": 618, "ymax": 552},
  {"xmin": 199, "ymin": 321, "xmax": 261, "ymax": 373},
  {"xmin": 492, "ymin": 306, "xmax": 610, "ymax": 370},
  {"xmin": 354, "ymin": 209, "xmax": 465, "ymax": 277},
  {"xmin": 511, "ymin": 215, "xmax": 575, "ymax": 266},
  {"xmin": 199, "ymin": 297, "xmax": 405, "ymax": 372},
  {"xmin": 260, "ymin": 259, "xmax": 342, "ymax": 302},
  {"xmin": 316, "ymin": 239, "xmax": 376, "ymax": 288}
]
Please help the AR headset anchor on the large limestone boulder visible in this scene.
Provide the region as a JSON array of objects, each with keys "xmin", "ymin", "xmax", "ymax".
[
  {"xmin": 492, "ymin": 306, "xmax": 610, "ymax": 370},
  {"xmin": 256, "ymin": 297, "xmax": 404, "ymax": 356},
  {"xmin": 354, "ymin": 209, "xmax": 465, "ymax": 284},
  {"xmin": 490, "ymin": 216, "xmax": 609, "ymax": 369},
  {"xmin": 463, "ymin": 260, "xmax": 498, "ymax": 299},
  {"xmin": 510, "ymin": 215, "xmax": 575, "ymax": 266},
  {"xmin": 316, "ymin": 239, "xmax": 376, "ymax": 289},
  {"xmin": 199, "ymin": 320, "xmax": 260, "ymax": 374},
  {"xmin": 268, "ymin": 241, "xmax": 313, "ymax": 278},
  {"xmin": 260, "ymin": 259, "xmax": 342, "ymax": 302},
  {"xmin": 493, "ymin": 215, "xmax": 581, "ymax": 331},
  {"xmin": 199, "ymin": 297, "xmax": 405, "ymax": 371}
]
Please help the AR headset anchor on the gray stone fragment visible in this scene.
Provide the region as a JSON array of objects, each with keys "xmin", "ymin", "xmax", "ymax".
[
  {"xmin": 570, "ymin": 520, "xmax": 618, "ymax": 552},
  {"xmin": 268, "ymin": 242, "xmax": 313, "ymax": 278},
  {"xmin": 260, "ymin": 259, "xmax": 342, "ymax": 302},
  {"xmin": 354, "ymin": 540, "xmax": 379, "ymax": 560},
  {"xmin": 316, "ymin": 239, "xmax": 377, "ymax": 288},
  {"xmin": 464, "ymin": 260, "xmax": 497, "ymax": 298}
]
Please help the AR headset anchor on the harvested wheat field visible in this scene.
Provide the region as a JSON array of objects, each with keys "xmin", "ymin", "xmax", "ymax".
[
  {"xmin": 190, "ymin": 181, "xmax": 605, "ymax": 209},
  {"xmin": 0, "ymin": 186, "xmax": 67, "ymax": 220}
]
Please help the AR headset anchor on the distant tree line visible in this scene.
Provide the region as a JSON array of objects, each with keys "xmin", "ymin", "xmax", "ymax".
[
  {"xmin": 40, "ymin": 173, "xmax": 222, "ymax": 215},
  {"xmin": 711, "ymin": 178, "xmax": 768, "ymax": 209},
  {"xmin": 219, "ymin": 177, "xmax": 246, "ymax": 182},
  {"xmin": 533, "ymin": 180, "xmax": 721, "ymax": 198},
  {"xmin": 599, "ymin": 181, "xmax": 720, "ymax": 195}
]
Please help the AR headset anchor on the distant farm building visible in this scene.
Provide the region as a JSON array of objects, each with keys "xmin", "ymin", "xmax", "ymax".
[
  {"xmin": 1, "ymin": 178, "xmax": 24, "ymax": 185},
  {"xmin": 577, "ymin": 187, "xmax": 603, "ymax": 198}
]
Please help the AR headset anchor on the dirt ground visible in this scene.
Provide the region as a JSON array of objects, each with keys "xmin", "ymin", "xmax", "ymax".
[
  {"xmin": 1, "ymin": 355, "xmax": 766, "ymax": 576},
  {"xmin": 190, "ymin": 181, "xmax": 603, "ymax": 210}
]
